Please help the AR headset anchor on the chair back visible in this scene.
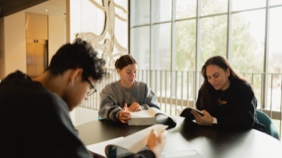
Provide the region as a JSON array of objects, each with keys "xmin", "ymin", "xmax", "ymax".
[{"xmin": 256, "ymin": 110, "xmax": 280, "ymax": 140}]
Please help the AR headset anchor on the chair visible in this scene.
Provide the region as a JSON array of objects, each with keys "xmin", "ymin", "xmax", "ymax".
[
  {"xmin": 98, "ymin": 115, "xmax": 103, "ymax": 120},
  {"xmin": 256, "ymin": 110, "xmax": 280, "ymax": 140}
]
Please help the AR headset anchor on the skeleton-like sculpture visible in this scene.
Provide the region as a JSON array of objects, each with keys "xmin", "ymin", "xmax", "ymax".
[{"xmin": 77, "ymin": 0, "xmax": 128, "ymax": 67}]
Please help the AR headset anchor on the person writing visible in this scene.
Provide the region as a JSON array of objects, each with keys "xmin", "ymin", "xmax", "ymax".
[
  {"xmin": 0, "ymin": 39, "xmax": 165, "ymax": 158},
  {"xmin": 190, "ymin": 56, "xmax": 265, "ymax": 131},
  {"xmin": 99, "ymin": 54, "xmax": 160, "ymax": 123}
]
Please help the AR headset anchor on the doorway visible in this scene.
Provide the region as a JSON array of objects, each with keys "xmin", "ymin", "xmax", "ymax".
[{"xmin": 26, "ymin": 39, "xmax": 48, "ymax": 77}]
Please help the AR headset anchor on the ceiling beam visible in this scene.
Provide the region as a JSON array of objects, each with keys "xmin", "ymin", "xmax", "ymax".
[{"xmin": 0, "ymin": 0, "xmax": 47, "ymax": 18}]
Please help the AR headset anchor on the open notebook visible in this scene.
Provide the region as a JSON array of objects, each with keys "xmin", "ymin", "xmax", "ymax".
[
  {"xmin": 86, "ymin": 124, "xmax": 168, "ymax": 157},
  {"xmin": 86, "ymin": 123, "xmax": 203, "ymax": 158}
]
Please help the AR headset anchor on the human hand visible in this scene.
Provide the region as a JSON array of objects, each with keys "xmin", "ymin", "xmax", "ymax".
[
  {"xmin": 118, "ymin": 103, "xmax": 131, "ymax": 123},
  {"xmin": 147, "ymin": 129, "xmax": 166, "ymax": 158},
  {"xmin": 128, "ymin": 102, "xmax": 142, "ymax": 112},
  {"xmin": 191, "ymin": 110, "xmax": 214, "ymax": 126}
]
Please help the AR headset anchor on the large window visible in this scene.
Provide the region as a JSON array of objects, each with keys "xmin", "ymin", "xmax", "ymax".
[
  {"xmin": 201, "ymin": 15, "xmax": 227, "ymax": 64},
  {"xmin": 130, "ymin": 0, "xmax": 282, "ymax": 113}
]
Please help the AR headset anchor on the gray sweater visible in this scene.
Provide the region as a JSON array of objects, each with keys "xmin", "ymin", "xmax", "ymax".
[{"xmin": 99, "ymin": 80, "xmax": 160, "ymax": 122}]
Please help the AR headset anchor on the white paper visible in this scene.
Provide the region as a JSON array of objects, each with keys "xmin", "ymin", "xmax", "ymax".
[
  {"xmin": 86, "ymin": 124, "xmax": 168, "ymax": 156},
  {"xmin": 111, "ymin": 124, "xmax": 168, "ymax": 153},
  {"xmin": 161, "ymin": 149, "xmax": 203, "ymax": 158},
  {"xmin": 86, "ymin": 137, "xmax": 124, "ymax": 157}
]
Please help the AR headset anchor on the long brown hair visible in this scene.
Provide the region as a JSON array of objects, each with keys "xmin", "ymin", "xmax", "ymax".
[{"xmin": 199, "ymin": 56, "xmax": 244, "ymax": 111}]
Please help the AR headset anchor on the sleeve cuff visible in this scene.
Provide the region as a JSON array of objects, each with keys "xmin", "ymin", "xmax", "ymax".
[{"xmin": 212, "ymin": 117, "xmax": 218, "ymax": 124}]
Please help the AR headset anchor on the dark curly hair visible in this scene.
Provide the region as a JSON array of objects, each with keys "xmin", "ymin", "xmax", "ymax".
[{"xmin": 46, "ymin": 38, "xmax": 106, "ymax": 81}]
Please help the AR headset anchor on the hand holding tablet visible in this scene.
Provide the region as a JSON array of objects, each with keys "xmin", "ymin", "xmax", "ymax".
[
  {"xmin": 190, "ymin": 107, "xmax": 204, "ymax": 116},
  {"xmin": 179, "ymin": 107, "xmax": 204, "ymax": 117}
]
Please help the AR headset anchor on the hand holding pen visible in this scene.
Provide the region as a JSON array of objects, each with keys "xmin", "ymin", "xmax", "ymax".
[{"xmin": 118, "ymin": 103, "xmax": 131, "ymax": 123}]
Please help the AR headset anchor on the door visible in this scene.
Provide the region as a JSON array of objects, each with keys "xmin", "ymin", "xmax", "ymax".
[{"xmin": 26, "ymin": 39, "xmax": 48, "ymax": 77}]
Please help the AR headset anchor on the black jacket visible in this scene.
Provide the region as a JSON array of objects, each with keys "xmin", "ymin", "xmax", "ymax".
[
  {"xmin": 196, "ymin": 79, "xmax": 265, "ymax": 131},
  {"xmin": 0, "ymin": 71, "xmax": 156, "ymax": 158}
]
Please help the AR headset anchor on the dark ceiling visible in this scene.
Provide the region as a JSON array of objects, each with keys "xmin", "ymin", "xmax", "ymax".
[{"xmin": 0, "ymin": 0, "xmax": 47, "ymax": 18}]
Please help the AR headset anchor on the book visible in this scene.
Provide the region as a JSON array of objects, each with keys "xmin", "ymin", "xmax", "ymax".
[
  {"xmin": 86, "ymin": 124, "xmax": 168, "ymax": 157},
  {"xmin": 179, "ymin": 107, "xmax": 204, "ymax": 116},
  {"xmin": 128, "ymin": 107, "xmax": 176, "ymax": 127}
]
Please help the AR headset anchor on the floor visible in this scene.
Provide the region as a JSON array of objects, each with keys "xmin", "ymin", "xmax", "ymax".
[{"xmin": 70, "ymin": 107, "xmax": 99, "ymax": 126}]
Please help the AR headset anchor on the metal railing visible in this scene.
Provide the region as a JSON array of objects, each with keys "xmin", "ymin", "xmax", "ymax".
[{"xmin": 80, "ymin": 69, "xmax": 282, "ymax": 136}]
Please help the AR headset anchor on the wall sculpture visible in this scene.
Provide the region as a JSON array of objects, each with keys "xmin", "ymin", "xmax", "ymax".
[{"xmin": 77, "ymin": 0, "xmax": 128, "ymax": 68}]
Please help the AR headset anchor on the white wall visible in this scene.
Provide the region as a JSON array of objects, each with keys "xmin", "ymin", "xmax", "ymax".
[
  {"xmin": 0, "ymin": 11, "xmax": 66, "ymax": 77},
  {"xmin": 48, "ymin": 16, "xmax": 66, "ymax": 64},
  {"xmin": 26, "ymin": 13, "xmax": 48, "ymax": 40},
  {"xmin": 69, "ymin": 0, "xmax": 81, "ymax": 42},
  {"xmin": 0, "ymin": 17, "xmax": 5, "ymax": 79},
  {"xmin": 4, "ymin": 12, "xmax": 26, "ymax": 76},
  {"xmin": 68, "ymin": 0, "xmax": 108, "ymax": 43}
]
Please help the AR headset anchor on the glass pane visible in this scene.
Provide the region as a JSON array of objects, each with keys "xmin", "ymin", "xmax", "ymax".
[
  {"xmin": 201, "ymin": 0, "xmax": 228, "ymax": 16},
  {"xmin": 269, "ymin": 7, "xmax": 282, "ymax": 73},
  {"xmin": 267, "ymin": 8, "xmax": 282, "ymax": 111},
  {"xmin": 265, "ymin": 74, "xmax": 282, "ymax": 111},
  {"xmin": 152, "ymin": 0, "xmax": 172, "ymax": 23},
  {"xmin": 231, "ymin": 10, "xmax": 265, "ymax": 73},
  {"xmin": 130, "ymin": 27, "xmax": 150, "ymax": 69},
  {"xmin": 113, "ymin": 0, "xmax": 128, "ymax": 60},
  {"xmin": 232, "ymin": 0, "xmax": 266, "ymax": 12},
  {"xmin": 114, "ymin": 16, "xmax": 128, "ymax": 57},
  {"xmin": 175, "ymin": 19, "xmax": 197, "ymax": 101},
  {"xmin": 152, "ymin": 23, "xmax": 171, "ymax": 70},
  {"xmin": 270, "ymin": 0, "xmax": 282, "ymax": 6},
  {"xmin": 201, "ymin": 15, "xmax": 227, "ymax": 65},
  {"xmin": 176, "ymin": 0, "xmax": 197, "ymax": 19},
  {"xmin": 131, "ymin": 0, "xmax": 150, "ymax": 26},
  {"xmin": 175, "ymin": 20, "xmax": 196, "ymax": 71},
  {"xmin": 240, "ymin": 73, "xmax": 263, "ymax": 109},
  {"xmin": 115, "ymin": 0, "xmax": 128, "ymax": 19},
  {"xmin": 80, "ymin": 0, "xmax": 104, "ymax": 35},
  {"xmin": 79, "ymin": 0, "xmax": 128, "ymax": 67}
]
